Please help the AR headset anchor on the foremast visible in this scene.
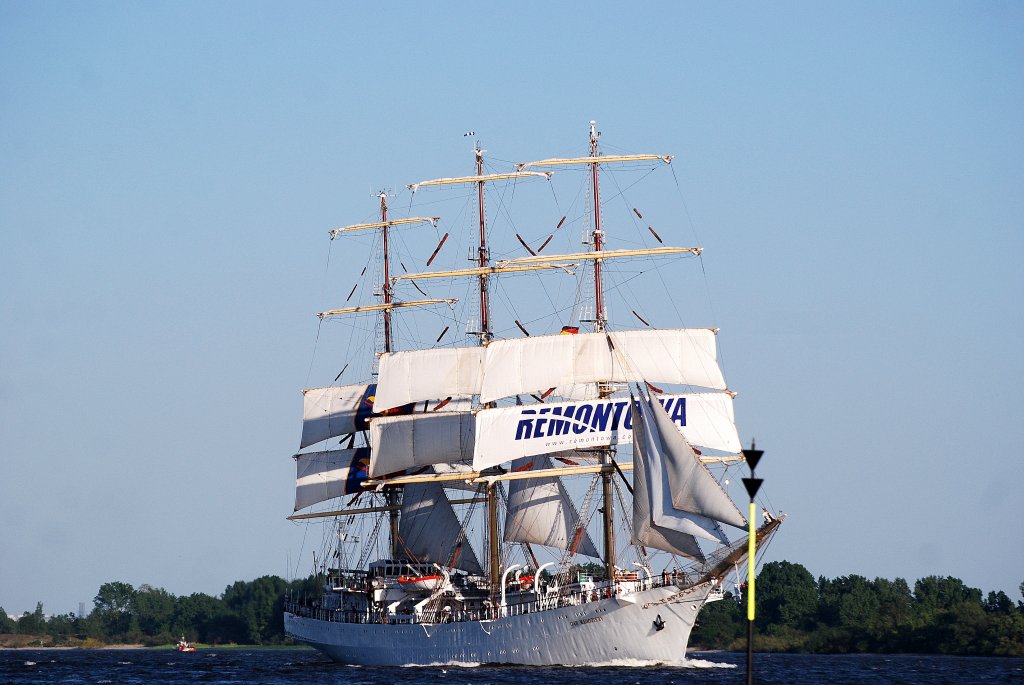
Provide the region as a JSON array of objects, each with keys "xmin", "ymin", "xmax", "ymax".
[
  {"xmin": 378, "ymin": 191, "xmax": 400, "ymax": 560},
  {"xmin": 320, "ymin": 198, "xmax": 441, "ymax": 558}
]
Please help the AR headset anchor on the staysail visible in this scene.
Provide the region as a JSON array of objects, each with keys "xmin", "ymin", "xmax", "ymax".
[
  {"xmin": 632, "ymin": 396, "xmax": 730, "ymax": 544},
  {"xmin": 504, "ymin": 456, "xmax": 600, "ymax": 558},
  {"xmin": 631, "ymin": 410, "xmax": 705, "ymax": 561},
  {"xmin": 293, "ymin": 448, "xmax": 370, "ymax": 511},
  {"xmin": 398, "ymin": 482, "xmax": 484, "ymax": 575},
  {"xmin": 642, "ymin": 391, "xmax": 747, "ymax": 529},
  {"xmin": 478, "ymin": 329, "xmax": 726, "ymax": 404}
]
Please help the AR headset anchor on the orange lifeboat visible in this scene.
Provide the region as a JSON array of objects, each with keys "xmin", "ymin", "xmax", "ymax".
[{"xmin": 396, "ymin": 574, "xmax": 444, "ymax": 591}]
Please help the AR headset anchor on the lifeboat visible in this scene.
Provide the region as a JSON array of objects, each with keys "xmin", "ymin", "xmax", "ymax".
[{"xmin": 396, "ymin": 574, "xmax": 444, "ymax": 591}]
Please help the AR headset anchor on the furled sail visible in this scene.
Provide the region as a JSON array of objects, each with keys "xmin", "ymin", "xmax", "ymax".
[
  {"xmin": 631, "ymin": 411, "xmax": 705, "ymax": 561},
  {"xmin": 433, "ymin": 463, "xmax": 483, "ymax": 493},
  {"xmin": 642, "ymin": 391, "xmax": 747, "ymax": 530},
  {"xmin": 473, "ymin": 392, "xmax": 741, "ymax": 470},
  {"xmin": 503, "ymin": 456, "xmax": 600, "ymax": 558},
  {"xmin": 368, "ymin": 411, "xmax": 475, "ymax": 477},
  {"xmin": 293, "ymin": 448, "xmax": 370, "ymax": 511},
  {"xmin": 373, "ymin": 347, "xmax": 485, "ymax": 411},
  {"xmin": 478, "ymin": 329, "xmax": 726, "ymax": 404},
  {"xmin": 398, "ymin": 482, "xmax": 484, "ymax": 575}
]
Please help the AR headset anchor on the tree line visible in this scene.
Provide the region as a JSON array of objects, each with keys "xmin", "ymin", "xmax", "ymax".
[
  {"xmin": 2, "ymin": 562, "xmax": 1023, "ymax": 653},
  {"xmin": 691, "ymin": 561, "xmax": 1024, "ymax": 656},
  {"xmin": 0, "ymin": 575, "xmax": 318, "ymax": 647}
]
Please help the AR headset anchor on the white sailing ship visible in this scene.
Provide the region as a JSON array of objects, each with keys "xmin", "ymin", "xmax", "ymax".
[{"xmin": 283, "ymin": 122, "xmax": 782, "ymax": 665}]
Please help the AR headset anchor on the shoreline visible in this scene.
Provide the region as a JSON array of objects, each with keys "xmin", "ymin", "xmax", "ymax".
[{"xmin": 1, "ymin": 643, "xmax": 314, "ymax": 651}]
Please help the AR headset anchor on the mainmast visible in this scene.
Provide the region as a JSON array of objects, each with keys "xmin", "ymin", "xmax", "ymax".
[{"xmin": 586, "ymin": 121, "xmax": 616, "ymax": 583}]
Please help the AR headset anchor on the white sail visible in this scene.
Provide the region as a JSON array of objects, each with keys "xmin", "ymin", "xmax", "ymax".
[
  {"xmin": 479, "ymin": 329, "xmax": 725, "ymax": 404},
  {"xmin": 473, "ymin": 392, "xmax": 740, "ymax": 470},
  {"xmin": 368, "ymin": 411, "xmax": 475, "ymax": 477},
  {"xmin": 643, "ymin": 392, "xmax": 747, "ymax": 529},
  {"xmin": 632, "ymin": 396, "xmax": 730, "ymax": 544},
  {"xmin": 373, "ymin": 347, "xmax": 485, "ymax": 411},
  {"xmin": 630, "ymin": 410, "xmax": 705, "ymax": 561},
  {"xmin": 293, "ymin": 448, "xmax": 370, "ymax": 511},
  {"xmin": 504, "ymin": 456, "xmax": 601, "ymax": 558},
  {"xmin": 300, "ymin": 385, "xmax": 370, "ymax": 448},
  {"xmin": 398, "ymin": 482, "xmax": 484, "ymax": 575}
]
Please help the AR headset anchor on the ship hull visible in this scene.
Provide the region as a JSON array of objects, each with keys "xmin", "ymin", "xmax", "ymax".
[{"xmin": 285, "ymin": 581, "xmax": 715, "ymax": 665}]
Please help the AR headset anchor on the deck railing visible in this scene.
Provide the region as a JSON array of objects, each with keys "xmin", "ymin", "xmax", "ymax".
[{"xmin": 285, "ymin": 571, "xmax": 702, "ymax": 627}]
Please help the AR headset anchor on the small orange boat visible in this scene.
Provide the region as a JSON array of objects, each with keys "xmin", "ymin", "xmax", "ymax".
[{"xmin": 396, "ymin": 574, "xmax": 444, "ymax": 591}]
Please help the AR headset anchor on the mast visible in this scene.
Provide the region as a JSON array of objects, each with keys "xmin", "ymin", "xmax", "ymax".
[
  {"xmin": 475, "ymin": 144, "xmax": 492, "ymax": 343},
  {"xmin": 381, "ymin": 192, "xmax": 393, "ymax": 354},
  {"xmin": 474, "ymin": 141, "xmax": 501, "ymax": 609},
  {"xmin": 588, "ymin": 121, "xmax": 615, "ymax": 583},
  {"xmin": 589, "ymin": 121, "xmax": 607, "ymax": 333},
  {"xmin": 379, "ymin": 190, "xmax": 401, "ymax": 560}
]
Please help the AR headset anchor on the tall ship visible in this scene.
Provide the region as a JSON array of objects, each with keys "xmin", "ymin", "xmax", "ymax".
[{"xmin": 283, "ymin": 122, "xmax": 782, "ymax": 665}]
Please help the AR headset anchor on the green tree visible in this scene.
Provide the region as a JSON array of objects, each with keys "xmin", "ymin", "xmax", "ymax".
[
  {"xmin": 223, "ymin": 575, "xmax": 288, "ymax": 644},
  {"xmin": 45, "ymin": 613, "xmax": 79, "ymax": 641},
  {"xmin": 0, "ymin": 606, "xmax": 17, "ymax": 634},
  {"xmin": 872, "ymin": 577, "xmax": 914, "ymax": 650},
  {"xmin": 985, "ymin": 590, "xmax": 1014, "ymax": 614},
  {"xmin": 134, "ymin": 585, "xmax": 176, "ymax": 637},
  {"xmin": 93, "ymin": 581, "xmax": 137, "ymax": 638},
  {"xmin": 756, "ymin": 561, "xmax": 817, "ymax": 630},
  {"xmin": 17, "ymin": 602, "xmax": 46, "ymax": 636},
  {"xmin": 173, "ymin": 592, "xmax": 245, "ymax": 644},
  {"xmin": 910, "ymin": 576, "xmax": 984, "ymax": 653},
  {"xmin": 690, "ymin": 592, "xmax": 743, "ymax": 647},
  {"xmin": 818, "ymin": 574, "xmax": 881, "ymax": 651},
  {"xmin": 986, "ymin": 607, "xmax": 1024, "ymax": 656},
  {"xmin": 913, "ymin": 575, "xmax": 982, "ymax": 616}
]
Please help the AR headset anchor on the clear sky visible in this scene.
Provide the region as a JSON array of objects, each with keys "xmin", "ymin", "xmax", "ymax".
[{"xmin": 2, "ymin": 1, "xmax": 1022, "ymax": 616}]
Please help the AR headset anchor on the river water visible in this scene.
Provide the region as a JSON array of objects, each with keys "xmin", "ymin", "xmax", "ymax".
[{"xmin": 2, "ymin": 648, "xmax": 1022, "ymax": 684}]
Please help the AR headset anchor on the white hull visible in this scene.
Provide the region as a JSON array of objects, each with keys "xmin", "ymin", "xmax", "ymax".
[{"xmin": 285, "ymin": 581, "xmax": 715, "ymax": 665}]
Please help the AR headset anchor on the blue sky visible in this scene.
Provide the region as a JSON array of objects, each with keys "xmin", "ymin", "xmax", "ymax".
[{"xmin": 2, "ymin": 1, "xmax": 1022, "ymax": 615}]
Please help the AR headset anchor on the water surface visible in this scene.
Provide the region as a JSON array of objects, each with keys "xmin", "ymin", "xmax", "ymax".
[{"xmin": 2, "ymin": 648, "xmax": 1022, "ymax": 684}]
